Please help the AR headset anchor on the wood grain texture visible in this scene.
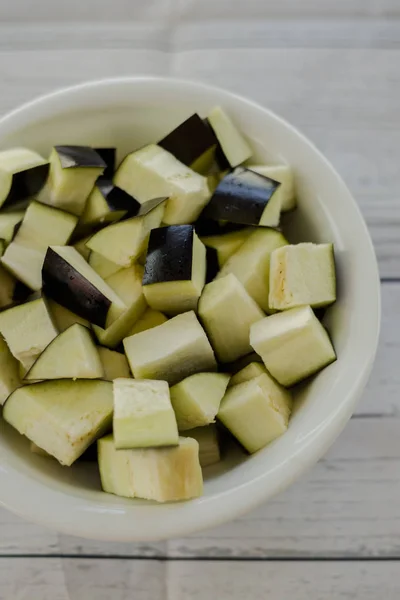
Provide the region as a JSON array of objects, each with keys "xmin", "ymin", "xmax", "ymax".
[
  {"xmin": 1, "ymin": 0, "xmax": 400, "ymax": 22},
  {"xmin": 0, "ymin": 22, "xmax": 398, "ymax": 275},
  {"xmin": 0, "ymin": 412, "xmax": 399, "ymax": 558},
  {"xmin": 0, "ymin": 6, "xmax": 398, "ymax": 596},
  {"xmin": 0, "ymin": 281, "xmax": 397, "ymax": 558},
  {"xmin": 0, "ymin": 558, "xmax": 400, "ymax": 600}
]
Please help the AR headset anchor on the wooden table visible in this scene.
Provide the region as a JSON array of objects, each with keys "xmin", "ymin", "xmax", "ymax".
[{"xmin": 0, "ymin": 2, "xmax": 399, "ymax": 598}]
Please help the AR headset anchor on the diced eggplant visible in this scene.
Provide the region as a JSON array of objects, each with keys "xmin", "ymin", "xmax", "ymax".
[
  {"xmin": 250, "ymin": 306, "xmax": 337, "ymax": 387},
  {"xmin": 98, "ymin": 434, "xmax": 203, "ymax": 502},
  {"xmin": 46, "ymin": 298, "xmax": 89, "ymax": 332},
  {"xmin": 113, "ymin": 144, "xmax": 210, "ymax": 225},
  {"xmin": 113, "ymin": 378, "xmax": 179, "ymax": 449},
  {"xmin": 170, "ymin": 372, "xmax": 230, "ymax": 431},
  {"xmin": 0, "ymin": 148, "xmax": 49, "ymax": 209},
  {"xmin": 217, "ymin": 228, "xmax": 288, "ymax": 312},
  {"xmin": 228, "ymin": 362, "xmax": 267, "ymax": 387},
  {"xmin": 92, "ymin": 265, "xmax": 147, "ymax": 348},
  {"xmin": 248, "ymin": 164, "xmax": 296, "ymax": 211},
  {"xmin": 25, "ymin": 324, "xmax": 103, "ymax": 380},
  {"xmin": 81, "ymin": 172, "xmax": 167, "ymax": 226},
  {"xmin": 98, "ymin": 347, "xmax": 131, "ymax": 380},
  {"xmin": 123, "ymin": 310, "xmax": 217, "ymax": 385},
  {"xmin": 128, "ymin": 307, "xmax": 168, "ymax": 336},
  {"xmin": 207, "ymin": 106, "xmax": 252, "ymax": 168},
  {"xmin": 269, "ymin": 243, "xmax": 336, "ymax": 310},
  {"xmin": 203, "ymin": 167, "xmax": 283, "ymax": 227},
  {"xmin": 3, "ymin": 379, "xmax": 113, "ymax": 466},
  {"xmin": 0, "ymin": 297, "xmax": 58, "ymax": 371},
  {"xmin": 0, "ymin": 211, "xmax": 25, "ymax": 243},
  {"xmin": 38, "ymin": 145, "xmax": 106, "ymax": 216},
  {"xmin": 218, "ymin": 373, "xmax": 293, "ymax": 453},
  {"xmin": 85, "ymin": 202, "xmax": 165, "ymax": 267},
  {"xmin": 142, "ymin": 225, "xmax": 206, "ymax": 315},
  {"xmin": 181, "ymin": 425, "xmax": 221, "ymax": 468},
  {"xmin": 159, "ymin": 113, "xmax": 217, "ymax": 174},
  {"xmin": 88, "ymin": 251, "xmax": 121, "ymax": 279},
  {"xmin": 1, "ymin": 201, "xmax": 78, "ymax": 290},
  {"xmin": 42, "ymin": 246, "xmax": 127, "ymax": 329},
  {"xmin": 198, "ymin": 274, "xmax": 265, "ymax": 363},
  {"xmin": 94, "ymin": 148, "xmax": 116, "ymax": 179},
  {"xmin": 0, "ymin": 335, "xmax": 21, "ymax": 405},
  {"xmin": 201, "ymin": 227, "xmax": 253, "ymax": 268}
]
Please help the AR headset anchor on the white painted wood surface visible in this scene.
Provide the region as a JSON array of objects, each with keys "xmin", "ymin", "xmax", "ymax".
[{"xmin": 0, "ymin": 2, "xmax": 398, "ymax": 598}]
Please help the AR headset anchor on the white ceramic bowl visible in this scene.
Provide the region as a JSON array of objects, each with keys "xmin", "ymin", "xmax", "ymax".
[{"xmin": 0, "ymin": 77, "xmax": 380, "ymax": 541}]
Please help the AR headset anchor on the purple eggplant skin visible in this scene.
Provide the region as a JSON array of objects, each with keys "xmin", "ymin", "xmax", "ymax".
[
  {"xmin": 3, "ymin": 164, "xmax": 49, "ymax": 208},
  {"xmin": 96, "ymin": 179, "xmax": 167, "ymax": 220},
  {"xmin": 42, "ymin": 247, "xmax": 111, "ymax": 328},
  {"xmin": 142, "ymin": 225, "xmax": 194, "ymax": 286},
  {"xmin": 93, "ymin": 148, "xmax": 116, "ymax": 179},
  {"xmin": 205, "ymin": 246, "xmax": 219, "ymax": 283},
  {"xmin": 55, "ymin": 146, "xmax": 106, "ymax": 169},
  {"xmin": 202, "ymin": 167, "xmax": 280, "ymax": 226},
  {"xmin": 159, "ymin": 114, "xmax": 217, "ymax": 167},
  {"xmin": 195, "ymin": 217, "xmax": 245, "ymax": 237}
]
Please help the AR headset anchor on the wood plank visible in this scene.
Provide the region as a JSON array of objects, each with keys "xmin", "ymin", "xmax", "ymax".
[
  {"xmin": 0, "ymin": 415, "xmax": 398, "ymax": 558},
  {"xmin": 0, "ymin": 38, "xmax": 397, "ymax": 274},
  {"xmin": 0, "ymin": 558, "xmax": 399, "ymax": 600},
  {"xmin": 0, "ymin": 0, "xmax": 399, "ymax": 22}
]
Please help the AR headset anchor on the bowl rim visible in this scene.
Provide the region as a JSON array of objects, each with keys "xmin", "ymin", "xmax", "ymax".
[{"xmin": 0, "ymin": 76, "xmax": 381, "ymax": 541}]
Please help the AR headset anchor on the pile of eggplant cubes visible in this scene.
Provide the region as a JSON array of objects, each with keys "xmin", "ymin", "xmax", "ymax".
[{"xmin": 0, "ymin": 107, "xmax": 337, "ymax": 502}]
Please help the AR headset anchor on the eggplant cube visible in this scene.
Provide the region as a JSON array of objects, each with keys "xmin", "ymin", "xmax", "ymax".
[
  {"xmin": 159, "ymin": 113, "xmax": 217, "ymax": 174},
  {"xmin": 207, "ymin": 106, "xmax": 253, "ymax": 168},
  {"xmin": 218, "ymin": 373, "xmax": 293, "ymax": 454},
  {"xmin": 250, "ymin": 306, "xmax": 337, "ymax": 387},
  {"xmin": 123, "ymin": 310, "xmax": 217, "ymax": 385},
  {"xmin": 113, "ymin": 144, "xmax": 211, "ymax": 225},
  {"xmin": 228, "ymin": 362, "xmax": 267, "ymax": 387},
  {"xmin": 3, "ymin": 380, "xmax": 113, "ymax": 466},
  {"xmin": 113, "ymin": 378, "xmax": 179, "ymax": 449},
  {"xmin": 142, "ymin": 225, "xmax": 206, "ymax": 315},
  {"xmin": 85, "ymin": 202, "xmax": 165, "ymax": 267},
  {"xmin": 0, "ymin": 148, "xmax": 49, "ymax": 209},
  {"xmin": 42, "ymin": 246, "xmax": 127, "ymax": 329},
  {"xmin": 170, "ymin": 372, "xmax": 230, "ymax": 431},
  {"xmin": 1, "ymin": 201, "xmax": 78, "ymax": 291},
  {"xmin": 98, "ymin": 434, "xmax": 203, "ymax": 502},
  {"xmin": 24, "ymin": 323, "xmax": 104, "ymax": 381},
  {"xmin": 248, "ymin": 164, "xmax": 296, "ymax": 211},
  {"xmin": 198, "ymin": 274, "xmax": 265, "ymax": 363},
  {"xmin": 269, "ymin": 243, "xmax": 336, "ymax": 310},
  {"xmin": 0, "ymin": 297, "xmax": 58, "ymax": 371},
  {"xmin": 203, "ymin": 167, "xmax": 283, "ymax": 227},
  {"xmin": 217, "ymin": 228, "xmax": 288, "ymax": 312},
  {"xmin": 39, "ymin": 145, "xmax": 106, "ymax": 216},
  {"xmin": 92, "ymin": 265, "xmax": 147, "ymax": 348},
  {"xmin": 181, "ymin": 425, "xmax": 221, "ymax": 468},
  {"xmin": 98, "ymin": 347, "xmax": 131, "ymax": 380}
]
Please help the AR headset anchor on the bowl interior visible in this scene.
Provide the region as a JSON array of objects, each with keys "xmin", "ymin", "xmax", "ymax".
[{"xmin": 0, "ymin": 79, "xmax": 380, "ymax": 540}]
